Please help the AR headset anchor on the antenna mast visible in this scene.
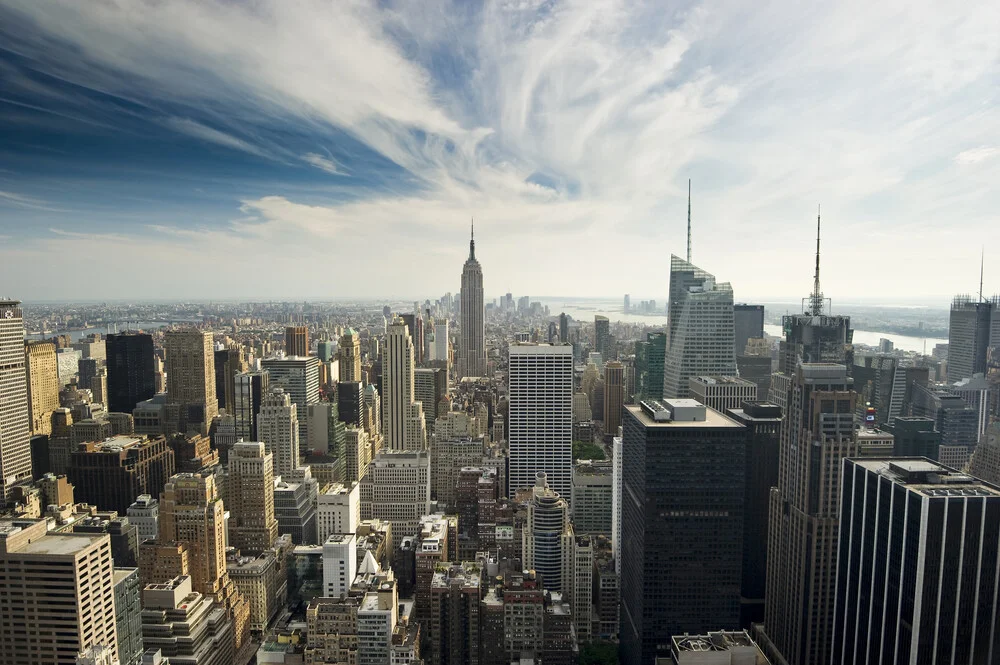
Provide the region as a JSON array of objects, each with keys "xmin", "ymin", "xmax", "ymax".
[
  {"xmin": 686, "ymin": 179, "xmax": 692, "ymax": 263},
  {"xmin": 808, "ymin": 205, "xmax": 825, "ymax": 315},
  {"xmin": 980, "ymin": 247, "xmax": 985, "ymax": 302}
]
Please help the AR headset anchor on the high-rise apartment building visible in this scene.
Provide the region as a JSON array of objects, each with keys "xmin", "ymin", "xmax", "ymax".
[
  {"xmin": 689, "ymin": 375, "xmax": 757, "ymax": 413},
  {"xmin": 227, "ymin": 441, "xmax": 278, "ymax": 554},
  {"xmin": 459, "ymin": 224, "xmax": 486, "ymax": 378},
  {"xmin": 67, "ymin": 435, "xmax": 175, "ymax": 514},
  {"xmin": 359, "ymin": 450, "xmax": 431, "ymax": 536},
  {"xmin": 383, "ymin": 317, "xmax": 427, "ymax": 451},
  {"xmin": 339, "ymin": 328, "xmax": 362, "ymax": 383},
  {"xmin": 261, "ymin": 355, "xmax": 320, "ymax": 447},
  {"xmin": 634, "ymin": 331, "xmax": 666, "ymax": 400},
  {"xmin": 164, "ymin": 330, "xmax": 218, "ymax": 435},
  {"xmin": 25, "ymin": 341, "xmax": 60, "ymax": 436},
  {"xmin": 619, "ymin": 399, "xmax": 746, "ymax": 665},
  {"xmin": 603, "ymin": 361, "xmax": 625, "ymax": 435},
  {"xmin": 662, "ymin": 257, "xmax": 737, "ymax": 399},
  {"xmin": 947, "ymin": 295, "xmax": 999, "ymax": 381},
  {"xmin": 234, "ymin": 370, "xmax": 268, "ymax": 441},
  {"xmin": 428, "ymin": 561, "xmax": 483, "ymax": 665},
  {"xmin": 285, "ymin": 326, "xmax": 309, "ymax": 358},
  {"xmin": 107, "ymin": 332, "xmax": 156, "ymax": 415},
  {"xmin": 759, "ymin": 363, "xmax": 858, "ymax": 665},
  {"xmin": 834, "ymin": 458, "xmax": 1000, "ymax": 663},
  {"xmin": 733, "ymin": 304, "xmax": 765, "ymax": 355},
  {"xmin": 140, "ymin": 575, "xmax": 235, "ymax": 665},
  {"xmin": 0, "ymin": 519, "xmax": 118, "ymax": 664},
  {"xmin": 0, "ymin": 299, "xmax": 31, "ymax": 500},
  {"xmin": 257, "ymin": 388, "xmax": 300, "ymax": 478},
  {"xmin": 508, "ymin": 344, "xmax": 574, "ymax": 501}
]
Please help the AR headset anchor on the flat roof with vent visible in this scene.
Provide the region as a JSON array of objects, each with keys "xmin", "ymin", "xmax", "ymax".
[{"xmin": 851, "ymin": 458, "xmax": 1000, "ymax": 498}]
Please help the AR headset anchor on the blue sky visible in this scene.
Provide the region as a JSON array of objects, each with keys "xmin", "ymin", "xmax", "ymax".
[{"xmin": 1, "ymin": 0, "xmax": 998, "ymax": 303}]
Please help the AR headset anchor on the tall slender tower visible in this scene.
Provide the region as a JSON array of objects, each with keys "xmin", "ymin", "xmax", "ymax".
[
  {"xmin": 383, "ymin": 317, "xmax": 426, "ymax": 451},
  {"xmin": 227, "ymin": 441, "xmax": 278, "ymax": 554},
  {"xmin": 339, "ymin": 328, "xmax": 362, "ymax": 383},
  {"xmin": 459, "ymin": 221, "xmax": 486, "ymax": 378},
  {"xmin": 164, "ymin": 329, "xmax": 218, "ymax": 435},
  {"xmin": 257, "ymin": 388, "xmax": 300, "ymax": 478},
  {"xmin": 0, "ymin": 299, "xmax": 31, "ymax": 500},
  {"xmin": 25, "ymin": 341, "xmax": 60, "ymax": 436}
]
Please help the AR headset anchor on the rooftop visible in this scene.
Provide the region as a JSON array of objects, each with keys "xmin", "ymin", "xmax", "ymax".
[
  {"xmin": 628, "ymin": 404, "xmax": 741, "ymax": 429},
  {"xmin": 16, "ymin": 532, "xmax": 106, "ymax": 556},
  {"xmin": 852, "ymin": 458, "xmax": 1000, "ymax": 498}
]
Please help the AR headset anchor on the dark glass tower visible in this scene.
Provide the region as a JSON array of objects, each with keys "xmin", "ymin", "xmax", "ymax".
[
  {"xmin": 337, "ymin": 381, "xmax": 365, "ymax": 429},
  {"xmin": 634, "ymin": 331, "xmax": 666, "ymax": 400},
  {"xmin": 834, "ymin": 458, "xmax": 1000, "ymax": 663},
  {"xmin": 734, "ymin": 304, "xmax": 765, "ymax": 355},
  {"xmin": 620, "ymin": 399, "xmax": 747, "ymax": 665},
  {"xmin": 947, "ymin": 295, "xmax": 999, "ymax": 381},
  {"xmin": 106, "ymin": 333, "xmax": 156, "ymax": 415}
]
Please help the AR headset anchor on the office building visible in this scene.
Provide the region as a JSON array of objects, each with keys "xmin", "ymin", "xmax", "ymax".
[
  {"xmin": 306, "ymin": 401, "xmax": 346, "ymax": 470},
  {"xmin": 833, "ymin": 458, "xmax": 1000, "ymax": 663},
  {"xmin": 164, "ymin": 330, "xmax": 218, "ymax": 435},
  {"xmin": 317, "ymin": 339, "xmax": 335, "ymax": 362},
  {"xmin": 571, "ymin": 459, "xmax": 613, "ymax": 534},
  {"xmin": 885, "ymin": 415, "xmax": 941, "ymax": 460},
  {"xmin": 434, "ymin": 321, "xmax": 449, "ymax": 373},
  {"xmin": 128, "ymin": 494, "xmax": 159, "ymax": 543},
  {"xmin": 68, "ymin": 435, "xmax": 175, "ymax": 514},
  {"xmin": 383, "ymin": 317, "xmax": 427, "ymax": 451},
  {"xmin": 670, "ymin": 631, "xmax": 770, "ymax": 665},
  {"xmin": 337, "ymin": 380, "xmax": 365, "ymax": 429},
  {"xmin": 317, "ymin": 481, "xmax": 360, "ymax": 543},
  {"xmin": 414, "ymin": 367, "xmax": 447, "ymax": 429},
  {"xmin": 338, "ymin": 328, "xmax": 362, "ymax": 383},
  {"xmin": 257, "ymin": 388, "xmax": 300, "ymax": 478},
  {"xmin": 234, "ymin": 370, "xmax": 268, "ymax": 442},
  {"xmin": 285, "ymin": 326, "xmax": 309, "ymax": 358},
  {"xmin": 662, "ymin": 257, "xmax": 737, "ymax": 399},
  {"xmin": 620, "ymin": 399, "xmax": 746, "ymax": 665},
  {"xmin": 228, "ymin": 442, "xmax": 278, "ymax": 554},
  {"xmin": 523, "ymin": 472, "xmax": 572, "ymax": 591},
  {"xmin": 595, "ymin": 315, "xmax": 610, "ymax": 359},
  {"xmin": 0, "ymin": 299, "xmax": 32, "ymax": 500},
  {"xmin": 759, "ymin": 364, "xmax": 857, "ymax": 665},
  {"xmin": 725, "ymin": 401, "xmax": 781, "ymax": 627},
  {"xmin": 260, "ymin": 355, "xmax": 320, "ymax": 447},
  {"xmin": 140, "ymin": 575, "xmax": 235, "ymax": 665},
  {"xmin": 273, "ymin": 473, "xmax": 318, "ymax": 545},
  {"xmin": 734, "ymin": 304, "xmax": 765, "ymax": 355},
  {"xmin": 322, "ymin": 533, "xmax": 357, "ymax": 599},
  {"xmin": 359, "ymin": 450, "xmax": 431, "ymax": 536},
  {"xmin": 213, "ymin": 347, "xmax": 243, "ymax": 414},
  {"xmin": 603, "ymin": 361, "xmax": 625, "ymax": 435},
  {"xmin": 947, "ymin": 294, "xmax": 999, "ymax": 381},
  {"xmin": 459, "ymin": 223, "xmax": 487, "ymax": 378},
  {"xmin": 952, "ymin": 373, "xmax": 992, "ymax": 441},
  {"xmin": 634, "ymin": 331, "xmax": 666, "ymax": 400},
  {"xmin": 0, "ymin": 519, "xmax": 118, "ymax": 664},
  {"xmin": 344, "ymin": 426, "xmax": 372, "ymax": 483},
  {"xmin": 25, "ymin": 341, "xmax": 60, "ymax": 436},
  {"xmin": 689, "ymin": 375, "xmax": 757, "ymax": 413},
  {"xmin": 970, "ymin": 423, "xmax": 1000, "ymax": 485},
  {"xmin": 508, "ymin": 344, "xmax": 574, "ymax": 501},
  {"xmin": 226, "ymin": 544, "xmax": 287, "ymax": 633},
  {"xmin": 427, "ymin": 561, "xmax": 483, "ymax": 665},
  {"xmin": 114, "ymin": 567, "xmax": 144, "ymax": 665}
]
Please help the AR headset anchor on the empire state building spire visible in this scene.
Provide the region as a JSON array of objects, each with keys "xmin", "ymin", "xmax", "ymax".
[{"xmin": 469, "ymin": 218, "xmax": 476, "ymax": 260}]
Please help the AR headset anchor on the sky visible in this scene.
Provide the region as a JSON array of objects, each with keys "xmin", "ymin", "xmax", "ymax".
[{"xmin": 0, "ymin": 0, "xmax": 998, "ymax": 304}]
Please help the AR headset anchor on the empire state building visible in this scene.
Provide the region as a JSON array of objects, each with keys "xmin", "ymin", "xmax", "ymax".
[{"xmin": 459, "ymin": 222, "xmax": 486, "ymax": 378}]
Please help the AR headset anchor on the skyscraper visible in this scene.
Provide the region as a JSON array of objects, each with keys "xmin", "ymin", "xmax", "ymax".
[
  {"xmin": 164, "ymin": 329, "xmax": 218, "ymax": 435},
  {"xmin": 228, "ymin": 441, "xmax": 278, "ymax": 554},
  {"xmin": 594, "ymin": 315, "xmax": 610, "ymax": 359},
  {"xmin": 733, "ymin": 304, "xmax": 765, "ymax": 355},
  {"xmin": 257, "ymin": 388, "xmax": 300, "ymax": 478},
  {"xmin": 662, "ymin": 256, "xmax": 737, "ymax": 399},
  {"xmin": 68, "ymin": 434, "xmax": 176, "ymax": 514},
  {"xmin": 603, "ymin": 361, "xmax": 625, "ymax": 435},
  {"xmin": 339, "ymin": 328, "xmax": 362, "ymax": 383},
  {"xmin": 234, "ymin": 370, "xmax": 268, "ymax": 441},
  {"xmin": 634, "ymin": 331, "xmax": 666, "ymax": 400},
  {"xmin": 285, "ymin": 326, "xmax": 309, "ymax": 358},
  {"xmin": 459, "ymin": 222, "xmax": 486, "ymax": 378},
  {"xmin": 759, "ymin": 363, "xmax": 858, "ymax": 665},
  {"xmin": 833, "ymin": 458, "xmax": 1000, "ymax": 663},
  {"xmin": 947, "ymin": 294, "xmax": 999, "ymax": 381},
  {"xmin": 0, "ymin": 519, "xmax": 118, "ymax": 664},
  {"xmin": 24, "ymin": 341, "xmax": 60, "ymax": 436},
  {"xmin": 106, "ymin": 332, "xmax": 156, "ymax": 415},
  {"xmin": 619, "ymin": 399, "xmax": 746, "ymax": 665},
  {"xmin": 508, "ymin": 344, "xmax": 574, "ymax": 501},
  {"xmin": 260, "ymin": 355, "xmax": 320, "ymax": 448},
  {"xmin": 383, "ymin": 317, "xmax": 426, "ymax": 451},
  {"xmin": 0, "ymin": 299, "xmax": 32, "ymax": 499}
]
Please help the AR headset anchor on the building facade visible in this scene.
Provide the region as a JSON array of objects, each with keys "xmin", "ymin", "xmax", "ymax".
[
  {"xmin": 25, "ymin": 341, "xmax": 60, "ymax": 436},
  {"xmin": 107, "ymin": 332, "xmax": 156, "ymax": 416},
  {"xmin": 0, "ymin": 299, "xmax": 32, "ymax": 500},
  {"xmin": 459, "ymin": 225, "xmax": 487, "ymax": 378},
  {"xmin": 227, "ymin": 441, "xmax": 278, "ymax": 554}
]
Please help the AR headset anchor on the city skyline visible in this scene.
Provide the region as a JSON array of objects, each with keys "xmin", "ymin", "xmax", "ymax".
[{"xmin": 2, "ymin": 1, "xmax": 998, "ymax": 301}]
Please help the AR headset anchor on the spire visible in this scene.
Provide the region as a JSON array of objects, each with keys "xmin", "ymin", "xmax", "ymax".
[
  {"xmin": 980, "ymin": 246, "xmax": 985, "ymax": 303},
  {"xmin": 809, "ymin": 204, "xmax": 825, "ymax": 315},
  {"xmin": 686, "ymin": 179, "xmax": 692, "ymax": 263},
  {"xmin": 469, "ymin": 217, "xmax": 476, "ymax": 260}
]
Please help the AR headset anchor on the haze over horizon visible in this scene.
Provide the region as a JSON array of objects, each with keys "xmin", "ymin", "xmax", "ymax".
[{"xmin": 1, "ymin": 0, "xmax": 998, "ymax": 302}]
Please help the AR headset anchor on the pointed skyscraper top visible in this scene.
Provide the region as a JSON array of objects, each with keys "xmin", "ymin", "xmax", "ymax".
[
  {"xmin": 809, "ymin": 204, "xmax": 825, "ymax": 315},
  {"xmin": 469, "ymin": 217, "xmax": 476, "ymax": 260}
]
